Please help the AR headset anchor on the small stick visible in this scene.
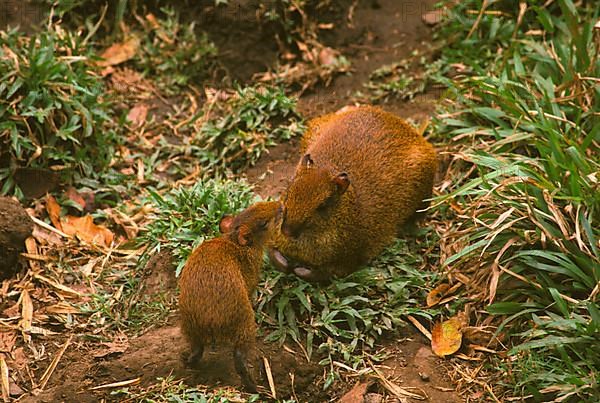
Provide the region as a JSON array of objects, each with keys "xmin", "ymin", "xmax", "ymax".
[
  {"xmin": 29, "ymin": 216, "xmax": 71, "ymax": 239},
  {"xmin": 90, "ymin": 378, "xmax": 140, "ymax": 390},
  {"xmin": 39, "ymin": 335, "xmax": 73, "ymax": 390},
  {"xmin": 406, "ymin": 315, "xmax": 432, "ymax": 341},
  {"xmin": 263, "ymin": 357, "xmax": 276, "ymax": 400}
]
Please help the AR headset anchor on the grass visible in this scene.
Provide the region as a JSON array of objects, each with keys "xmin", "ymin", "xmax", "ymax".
[
  {"xmin": 134, "ymin": 7, "xmax": 219, "ymax": 95},
  {"xmin": 0, "ymin": 25, "xmax": 119, "ymax": 197},
  {"xmin": 256, "ymin": 237, "xmax": 440, "ymax": 372},
  {"xmin": 428, "ymin": 0, "xmax": 600, "ymax": 400},
  {"xmin": 138, "ymin": 178, "xmax": 258, "ymax": 275},
  {"xmin": 110, "ymin": 376, "xmax": 263, "ymax": 402}
]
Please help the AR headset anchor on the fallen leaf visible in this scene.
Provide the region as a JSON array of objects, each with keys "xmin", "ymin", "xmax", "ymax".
[
  {"xmin": 19, "ymin": 290, "xmax": 33, "ymax": 341},
  {"xmin": 45, "ymin": 302, "xmax": 81, "ymax": 315},
  {"xmin": 93, "ymin": 341, "xmax": 129, "ymax": 359},
  {"xmin": 65, "ymin": 187, "xmax": 86, "ymax": 209},
  {"xmin": 97, "ymin": 36, "xmax": 140, "ymax": 67},
  {"xmin": 0, "ymin": 331, "xmax": 16, "ymax": 352},
  {"xmin": 127, "ymin": 104, "xmax": 149, "ymax": 128},
  {"xmin": 339, "ymin": 381, "xmax": 369, "ymax": 403},
  {"xmin": 426, "ymin": 283, "xmax": 451, "ymax": 307},
  {"xmin": 45, "ymin": 195, "xmax": 62, "ymax": 231},
  {"xmin": 432, "ymin": 317, "xmax": 463, "ymax": 357},
  {"xmin": 61, "ymin": 215, "xmax": 114, "ymax": 247}
]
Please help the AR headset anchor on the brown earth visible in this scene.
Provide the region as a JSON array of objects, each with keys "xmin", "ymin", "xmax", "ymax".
[{"xmin": 10, "ymin": 0, "xmax": 462, "ymax": 402}]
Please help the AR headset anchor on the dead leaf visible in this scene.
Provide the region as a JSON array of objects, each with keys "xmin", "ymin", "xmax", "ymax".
[
  {"xmin": 127, "ymin": 104, "xmax": 149, "ymax": 128},
  {"xmin": 432, "ymin": 317, "xmax": 463, "ymax": 357},
  {"xmin": 339, "ymin": 381, "xmax": 369, "ymax": 403},
  {"xmin": 45, "ymin": 195, "xmax": 62, "ymax": 231},
  {"xmin": 61, "ymin": 215, "xmax": 114, "ymax": 247},
  {"xmin": 426, "ymin": 283, "xmax": 451, "ymax": 307},
  {"xmin": 93, "ymin": 339, "xmax": 129, "ymax": 359},
  {"xmin": 0, "ymin": 331, "xmax": 16, "ymax": 353},
  {"xmin": 97, "ymin": 36, "xmax": 140, "ymax": 67},
  {"xmin": 45, "ymin": 302, "xmax": 81, "ymax": 315},
  {"xmin": 19, "ymin": 290, "xmax": 33, "ymax": 341},
  {"xmin": 0, "ymin": 355, "xmax": 9, "ymax": 402},
  {"xmin": 65, "ymin": 187, "xmax": 86, "ymax": 209}
]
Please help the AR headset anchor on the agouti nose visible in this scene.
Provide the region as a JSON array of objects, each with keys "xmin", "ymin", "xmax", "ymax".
[{"xmin": 281, "ymin": 223, "xmax": 299, "ymax": 238}]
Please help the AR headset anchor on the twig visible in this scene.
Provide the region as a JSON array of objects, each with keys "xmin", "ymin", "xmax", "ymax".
[
  {"xmin": 0, "ymin": 355, "xmax": 9, "ymax": 403},
  {"xmin": 263, "ymin": 357, "xmax": 277, "ymax": 400},
  {"xmin": 28, "ymin": 216, "xmax": 71, "ymax": 239},
  {"xmin": 90, "ymin": 378, "xmax": 140, "ymax": 390},
  {"xmin": 406, "ymin": 315, "xmax": 432, "ymax": 341},
  {"xmin": 39, "ymin": 335, "xmax": 73, "ymax": 390}
]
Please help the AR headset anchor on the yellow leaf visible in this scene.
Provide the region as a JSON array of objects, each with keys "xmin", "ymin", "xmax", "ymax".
[
  {"xmin": 431, "ymin": 317, "xmax": 463, "ymax": 357},
  {"xmin": 426, "ymin": 283, "xmax": 451, "ymax": 307}
]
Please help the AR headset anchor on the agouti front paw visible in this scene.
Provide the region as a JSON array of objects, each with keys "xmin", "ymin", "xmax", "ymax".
[
  {"xmin": 293, "ymin": 266, "xmax": 314, "ymax": 279},
  {"xmin": 268, "ymin": 248, "xmax": 290, "ymax": 272}
]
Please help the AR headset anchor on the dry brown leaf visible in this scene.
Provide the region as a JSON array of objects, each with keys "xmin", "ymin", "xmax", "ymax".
[
  {"xmin": 0, "ymin": 331, "xmax": 16, "ymax": 353},
  {"xmin": 19, "ymin": 290, "xmax": 33, "ymax": 341},
  {"xmin": 65, "ymin": 187, "xmax": 86, "ymax": 209},
  {"xmin": 61, "ymin": 215, "xmax": 114, "ymax": 247},
  {"xmin": 45, "ymin": 302, "xmax": 81, "ymax": 315},
  {"xmin": 93, "ymin": 340, "xmax": 129, "ymax": 359},
  {"xmin": 432, "ymin": 317, "xmax": 463, "ymax": 357},
  {"xmin": 0, "ymin": 355, "xmax": 9, "ymax": 402},
  {"xmin": 45, "ymin": 195, "xmax": 62, "ymax": 231},
  {"xmin": 97, "ymin": 36, "xmax": 140, "ymax": 67},
  {"xmin": 339, "ymin": 381, "xmax": 369, "ymax": 403},
  {"xmin": 426, "ymin": 283, "xmax": 451, "ymax": 307},
  {"xmin": 127, "ymin": 104, "xmax": 149, "ymax": 128}
]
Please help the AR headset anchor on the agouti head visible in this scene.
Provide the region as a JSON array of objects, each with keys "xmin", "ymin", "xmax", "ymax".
[
  {"xmin": 220, "ymin": 201, "xmax": 281, "ymax": 247},
  {"xmin": 280, "ymin": 154, "xmax": 350, "ymax": 239}
]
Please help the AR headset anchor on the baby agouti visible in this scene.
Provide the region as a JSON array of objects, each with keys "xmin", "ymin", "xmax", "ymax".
[
  {"xmin": 178, "ymin": 201, "xmax": 280, "ymax": 392},
  {"xmin": 268, "ymin": 106, "xmax": 437, "ymax": 282}
]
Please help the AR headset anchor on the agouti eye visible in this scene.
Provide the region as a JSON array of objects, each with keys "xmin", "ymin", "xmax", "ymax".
[{"xmin": 259, "ymin": 220, "xmax": 268, "ymax": 229}]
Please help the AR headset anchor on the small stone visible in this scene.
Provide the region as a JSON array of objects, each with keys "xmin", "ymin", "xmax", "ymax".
[{"xmin": 419, "ymin": 372, "xmax": 430, "ymax": 382}]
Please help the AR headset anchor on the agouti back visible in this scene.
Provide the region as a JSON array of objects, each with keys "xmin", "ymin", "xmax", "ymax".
[
  {"xmin": 178, "ymin": 201, "xmax": 279, "ymax": 392},
  {"xmin": 269, "ymin": 106, "xmax": 437, "ymax": 282}
]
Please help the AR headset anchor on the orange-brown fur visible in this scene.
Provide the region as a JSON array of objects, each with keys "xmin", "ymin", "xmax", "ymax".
[
  {"xmin": 271, "ymin": 106, "xmax": 437, "ymax": 281},
  {"xmin": 178, "ymin": 201, "xmax": 279, "ymax": 390}
]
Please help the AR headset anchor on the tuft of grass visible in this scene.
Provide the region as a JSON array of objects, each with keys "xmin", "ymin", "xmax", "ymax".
[
  {"xmin": 110, "ymin": 376, "xmax": 262, "ymax": 402},
  {"xmin": 0, "ymin": 26, "xmax": 119, "ymax": 197},
  {"xmin": 256, "ymin": 237, "xmax": 440, "ymax": 373},
  {"xmin": 135, "ymin": 7, "xmax": 219, "ymax": 95},
  {"xmin": 137, "ymin": 179, "xmax": 257, "ymax": 275},
  {"xmin": 192, "ymin": 85, "xmax": 304, "ymax": 175},
  {"xmin": 430, "ymin": 0, "xmax": 599, "ymax": 400}
]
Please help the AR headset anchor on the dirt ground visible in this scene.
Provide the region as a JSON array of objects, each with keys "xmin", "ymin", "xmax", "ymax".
[{"xmin": 7, "ymin": 0, "xmax": 462, "ymax": 401}]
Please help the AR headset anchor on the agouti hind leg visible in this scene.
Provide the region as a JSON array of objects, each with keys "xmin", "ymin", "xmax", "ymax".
[
  {"xmin": 184, "ymin": 341, "xmax": 204, "ymax": 368},
  {"xmin": 233, "ymin": 348, "xmax": 257, "ymax": 393}
]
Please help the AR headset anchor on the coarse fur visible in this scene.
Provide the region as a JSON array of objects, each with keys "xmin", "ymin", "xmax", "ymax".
[
  {"xmin": 270, "ymin": 106, "xmax": 437, "ymax": 281},
  {"xmin": 178, "ymin": 201, "xmax": 279, "ymax": 391}
]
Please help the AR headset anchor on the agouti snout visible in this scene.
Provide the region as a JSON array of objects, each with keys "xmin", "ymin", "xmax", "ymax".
[{"xmin": 178, "ymin": 201, "xmax": 280, "ymax": 392}]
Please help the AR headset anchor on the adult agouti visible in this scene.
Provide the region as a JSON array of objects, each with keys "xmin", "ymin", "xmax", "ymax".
[
  {"xmin": 268, "ymin": 106, "xmax": 437, "ymax": 282},
  {"xmin": 178, "ymin": 201, "xmax": 279, "ymax": 392}
]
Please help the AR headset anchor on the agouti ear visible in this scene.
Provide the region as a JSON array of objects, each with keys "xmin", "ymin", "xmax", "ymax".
[
  {"xmin": 301, "ymin": 153, "xmax": 314, "ymax": 168},
  {"xmin": 219, "ymin": 215, "xmax": 234, "ymax": 233},
  {"xmin": 237, "ymin": 225, "xmax": 252, "ymax": 246},
  {"xmin": 333, "ymin": 172, "xmax": 350, "ymax": 194}
]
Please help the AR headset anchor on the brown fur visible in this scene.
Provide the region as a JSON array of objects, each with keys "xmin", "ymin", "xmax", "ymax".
[
  {"xmin": 270, "ymin": 106, "xmax": 437, "ymax": 281},
  {"xmin": 178, "ymin": 201, "xmax": 279, "ymax": 391}
]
